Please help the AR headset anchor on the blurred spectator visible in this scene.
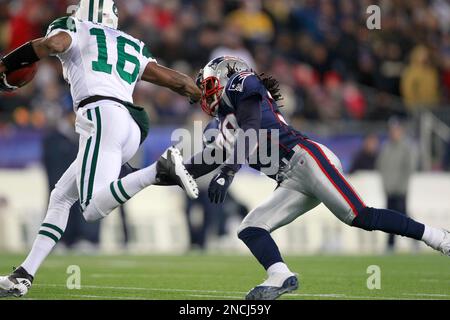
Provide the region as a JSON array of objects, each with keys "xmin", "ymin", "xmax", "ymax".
[
  {"xmin": 376, "ymin": 117, "xmax": 418, "ymax": 252},
  {"xmin": 444, "ymin": 141, "xmax": 450, "ymax": 171},
  {"xmin": 184, "ymin": 189, "xmax": 217, "ymax": 251},
  {"xmin": 343, "ymin": 82, "xmax": 367, "ymax": 119},
  {"xmin": 349, "ymin": 133, "xmax": 380, "ymax": 173},
  {"xmin": 6, "ymin": 0, "xmax": 48, "ymax": 51},
  {"xmin": 225, "ymin": 0, "xmax": 275, "ymax": 44},
  {"xmin": 184, "ymin": 188, "xmax": 249, "ymax": 251},
  {"xmin": 187, "ymin": 23, "xmax": 220, "ymax": 70},
  {"xmin": 439, "ymin": 33, "xmax": 450, "ymax": 101},
  {"xmin": 376, "ymin": 42, "xmax": 404, "ymax": 96},
  {"xmin": 401, "ymin": 45, "xmax": 441, "ymax": 111},
  {"xmin": 210, "ymin": 25, "xmax": 256, "ymax": 69},
  {"xmin": 1, "ymin": 0, "xmax": 450, "ymax": 168}
]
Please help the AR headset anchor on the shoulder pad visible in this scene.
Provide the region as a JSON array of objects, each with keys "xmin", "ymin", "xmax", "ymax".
[
  {"xmin": 224, "ymin": 72, "xmax": 265, "ymax": 108},
  {"xmin": 47, "ymin": 16, "xmax": 77, "ymax": 36},
  {"xmin": 226, "ymin": 71, "xmax": 256, "ymax": 93}
]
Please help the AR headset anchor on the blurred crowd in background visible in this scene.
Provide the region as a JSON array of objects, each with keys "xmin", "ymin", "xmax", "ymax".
[
  {"xmin": 0, "ymin": 0, "xmax": 450, "ymax": 130},
  {"xmin": 1, "ymin": 0, "xmax": 450, "ymax": 252}
]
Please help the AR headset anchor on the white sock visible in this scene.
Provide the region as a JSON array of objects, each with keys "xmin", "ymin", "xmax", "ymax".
[
  {"xmin": 422, "ymin": 225, "xmax": 446, "ymax": 249},
  {"xmin": 21, "ymin": 189, "xmax": 73, "ymax": 276},
  {"xmin": 21, "ymin": 236, "xmax": 56, "ymax": 276},
  {"xmin": 121, "ymin": 163, "xmax": 157, "ymax": 193},
  {"xmin": 267, "ymin": 262, "xmax": 291, "ymax": 275},
  {"xmin": 83, "ymin": 163, "xmax": 157, "ymax": 222}
]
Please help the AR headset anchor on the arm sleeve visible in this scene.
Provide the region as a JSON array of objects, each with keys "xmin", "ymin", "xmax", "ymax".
[
  {"xmin": 45, "ymin": 16, "xmax": 78, "ymax": 56},
  {"xmin": 223, "ymin": 94, "xmax": 262, "ymax": 173},
  {"xmin": 185, "ymin": 146, "xmax": 222, "ymax": 179},
  {"xmin": 185, "ymin": 118, "xmax": 224, "ymax": 178},
  {"xmin": 406, "ymin": 143, "xmax": 418, "ymax": 174}
]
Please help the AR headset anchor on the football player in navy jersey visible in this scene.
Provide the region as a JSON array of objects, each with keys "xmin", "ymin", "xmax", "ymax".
[{"xmin": 159, "ymin": 56, "xmax": 450, "ymax": 300}]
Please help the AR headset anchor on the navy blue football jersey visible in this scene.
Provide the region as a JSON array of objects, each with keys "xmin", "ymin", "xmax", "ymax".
[{"xmin": 208, "ymin": 71, "xmax": 306, "ymax": 178}]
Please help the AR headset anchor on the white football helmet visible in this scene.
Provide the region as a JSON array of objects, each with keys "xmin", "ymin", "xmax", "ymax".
[
  {"xmin": 197, "ymin": 56, "xmax": 251, "ymax": 116},
  {"xmin": 74, "ymin": 0, "xmax": 119, "ymax": 29}
]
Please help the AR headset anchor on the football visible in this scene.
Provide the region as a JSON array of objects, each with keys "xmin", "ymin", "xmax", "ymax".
[{"xmin": 5, "ymin": 63, "xmax": 38, "ymax": 88}]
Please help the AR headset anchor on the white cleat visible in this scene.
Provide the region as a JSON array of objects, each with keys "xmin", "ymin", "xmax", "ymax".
[
  {"xmin": 437, "ymin": 229, "xmax": 450, "ymax": 256},
  {"xmin": 156, "ymin": 147, "xmax": 199, "ymax": 200},
  {"xmin": 0, "ymin": 267, "xmax": 33, "ymax": 298},
  {"xmin": 246, "ymin": 272, "xmax": 299, "ymax": 300}
]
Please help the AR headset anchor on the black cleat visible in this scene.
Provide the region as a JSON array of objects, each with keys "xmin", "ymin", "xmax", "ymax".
[{"xmin": 0, "ymin": 266, "xmax": 34, "ymax": 298}]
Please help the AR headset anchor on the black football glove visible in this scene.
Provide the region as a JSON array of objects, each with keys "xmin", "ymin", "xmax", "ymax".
[
  {"xmin": 0, "ymin": 72, "xmax": 18, "ymax": 92},
  {"xmin": 208, "ymin": 166, "xmax": 235, "ymax": 204}
]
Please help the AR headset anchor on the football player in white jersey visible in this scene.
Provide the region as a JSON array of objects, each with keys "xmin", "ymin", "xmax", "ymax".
[{"xmin": 0, "ymin": 0, "xmax": 200, "ymax": 298}]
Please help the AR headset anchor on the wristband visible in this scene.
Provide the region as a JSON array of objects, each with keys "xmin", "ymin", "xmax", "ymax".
[{"xmin": 1, "ymin": 41, "xmax": 40, "ymax": 73}]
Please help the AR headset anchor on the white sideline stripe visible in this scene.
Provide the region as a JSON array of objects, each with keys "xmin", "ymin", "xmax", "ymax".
[
  {"xmin": 36, "ymin": 284, "xmax": 443, "ymax": 300},
  {"xmin": 402, "ymin": 293, "xmax": 450, "ymax": 297},
  {"xmin": 187, "ymin": 294, "xmax": 243, "ymax": 299},
  {"xmin": 37, "ymin": 284, "xmax": 245, "ymax": 295},
  {"xmin": 284, "ymin": 293, "xmax": 403, "ymax": 300},
  {"xmin": 287, "ymin": 293, "xmax": 439, "ymax": 300},
  {"xmin": 289, "ymin": 294, "xmax": 345, "ymax": 298},
  {"xmin": 70, "ymin": 294, "xmax": 148, "ymax": 300},
  {"xmin": 89, "ymin": 273, "xmax": 194, "ymax": 278}
]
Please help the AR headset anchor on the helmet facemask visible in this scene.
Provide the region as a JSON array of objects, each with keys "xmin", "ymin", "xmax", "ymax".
[
  {"xmin": 199, "ymin": 75, "xmax": 224, "ymax": 117},
  {"xmin": 198, "ymin": 56, "xmax": 250, "ymax": 117}
]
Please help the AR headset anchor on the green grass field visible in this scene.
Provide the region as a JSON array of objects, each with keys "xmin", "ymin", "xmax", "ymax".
[{"xmin": 0, "ymin": 253, "xmax": 449, "ymax": 300}]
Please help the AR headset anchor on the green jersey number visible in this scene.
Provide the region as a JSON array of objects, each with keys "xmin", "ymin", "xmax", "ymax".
[{"xmin": 90, "ymin": 28, "xmax": 141, "ymax": 84}]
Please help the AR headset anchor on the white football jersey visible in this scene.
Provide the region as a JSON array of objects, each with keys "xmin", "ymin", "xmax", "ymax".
[{"xmin": 46, "ymin": 16, "xmax": 156, "ymax": 109}]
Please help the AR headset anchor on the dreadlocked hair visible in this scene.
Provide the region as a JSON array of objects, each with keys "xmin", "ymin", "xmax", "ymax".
[
  {"xmin": 226, "ymin": 62, "xmax": 239, "ymax": 78},
  {"xmin": 225, "ymin": 63, "xmax": 284, "ymax": 103},
  {"xmin": 258, "ymin": 73, "xmax": 283, "ymax": 102}
]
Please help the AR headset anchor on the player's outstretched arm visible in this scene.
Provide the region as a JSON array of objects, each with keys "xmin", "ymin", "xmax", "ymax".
[
  {"xmin": 0, "ymin": 33, "xmax": 72, "ymax": 74},
  {"xmin": 141, "ymin": 62, "xmax": 201, "ymax": 103},
  {"xmin": 32, "ymin": 33, "xmax": 72, "ymax": 58}
]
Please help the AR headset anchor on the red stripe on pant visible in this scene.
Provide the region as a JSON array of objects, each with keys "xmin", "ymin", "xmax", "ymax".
[
  {"xmin": 297, "ymin": 142, "xmax": 364, "ymax": 217},
  {"xmin": 308, "ymin": 140, "xmax": 366, "ymax": 208}
]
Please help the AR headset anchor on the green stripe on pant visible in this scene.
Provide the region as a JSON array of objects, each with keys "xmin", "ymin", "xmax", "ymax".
[
  {"xmin": 85, "ymin": 107, "xmax": 102, "ymax": 207},
  {"xmin": 79, "ymin": 109, "xmax": 93, "ymax": 207}
]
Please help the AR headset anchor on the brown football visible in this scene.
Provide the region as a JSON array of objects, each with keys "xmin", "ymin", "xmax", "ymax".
[{"xmin": 6, "ymin": 63, "xmax": 38, "ymax": 88}]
